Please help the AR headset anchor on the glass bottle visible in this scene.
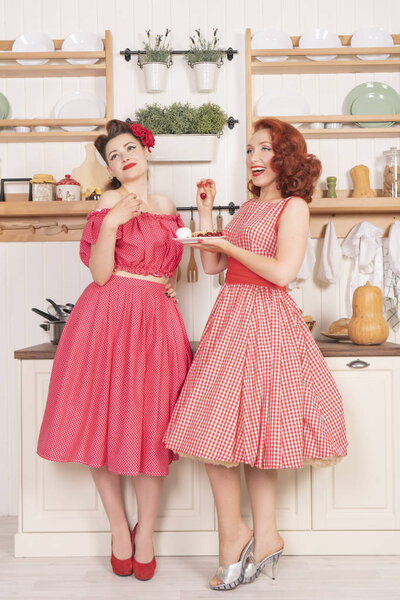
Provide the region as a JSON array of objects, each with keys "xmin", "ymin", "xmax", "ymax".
[{"xmin": 383, "ymin": 147, "xmax": 400, "ymax": 197}]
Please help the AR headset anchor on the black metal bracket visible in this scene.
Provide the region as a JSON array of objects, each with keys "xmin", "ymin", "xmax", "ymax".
[
  {"xmin": 120, "ymin": 47, "xmax": 238, "ymax": 64},
  {"xmin": 0, "ymin": 178, "xmax": 33, "ymax": 202},
  {"xmin": 177, "ymin": 202, "xmax": 238, "ymax": 216},
  {"xmin": 227, "ymin": 116, "xmax": 239, "ymax": 130}
]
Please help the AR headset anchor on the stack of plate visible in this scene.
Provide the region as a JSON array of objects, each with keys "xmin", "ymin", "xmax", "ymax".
[
  {"xmin": 344, "ymin": 82, "xmax": 400, "ymax": 128},
  {"xmin": 0, "ymin": 92, "xmax": 10, "ymax": 119}
]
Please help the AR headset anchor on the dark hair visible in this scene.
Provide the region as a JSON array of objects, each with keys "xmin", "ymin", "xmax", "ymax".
[
  {"xmin": 248, "ymin": 118, "xmax": 321, "ymax": 203},
  {"xmin": 94, "ymin": 119, "xmax": 145, "ymax": 190}
]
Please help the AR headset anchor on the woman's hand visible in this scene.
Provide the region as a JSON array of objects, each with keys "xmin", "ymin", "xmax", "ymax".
[
  {"xmin": 196, "ymin": 178, "xmax": 216, "ymax": 214},
  {"xmin": 105, "ymin": 193, "xmax": 143, "ymax": 228},
  {"xmin": 195, "ymin": 237, "xmax": 232, "ymax": 255},
  {"xmin": 165, "ymin": 281, "xmax": 178, "ymax": 303}
]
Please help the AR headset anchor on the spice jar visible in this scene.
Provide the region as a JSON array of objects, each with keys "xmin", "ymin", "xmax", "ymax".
[
  {"xmin": 56, "ymin": 174, "xmax": 81, "ymax": 202},
  {"xmin": 30, "ymin": 174, "xmax": 57, "ymax": 202},
  {"xmin": 383, "ymin": 147, "xmax": 400, "ymax": 197}
]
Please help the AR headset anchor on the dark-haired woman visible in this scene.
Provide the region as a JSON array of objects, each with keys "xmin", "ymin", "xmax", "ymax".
[
  {"xmin": 164, "ymin": 118, "xmax": 348, "ymax": 590},
  {"xmin": 37, "ymin": 119, "xmax": 192, "ymax": 580}
]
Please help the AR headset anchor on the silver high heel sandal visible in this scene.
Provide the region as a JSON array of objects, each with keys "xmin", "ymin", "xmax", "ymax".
[
  {"xmin": 209, "ymin": 536, "xmax": 254, "ymax": 591},
  {"xmin": 242, "ymin": 546, "xmax": 283, "ymax": 584}
]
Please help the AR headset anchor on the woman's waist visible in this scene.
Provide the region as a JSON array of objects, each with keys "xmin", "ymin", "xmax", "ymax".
[
  {"xmin": 113, "ymin": 268, "xmax": 169, "ymax": 285},
  {"xmin": 225, "ymin": 257, "xmax": 285, "ymax": 290}
]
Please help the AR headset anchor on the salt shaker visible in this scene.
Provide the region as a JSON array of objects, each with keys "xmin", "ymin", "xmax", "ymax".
[
  {"xmin": 383, "ymin": 147, "xmax": 400, "ymax": 197},
  {"xmin": 326, "ymin": 176, "xmax": 337, "ymax": 198}
]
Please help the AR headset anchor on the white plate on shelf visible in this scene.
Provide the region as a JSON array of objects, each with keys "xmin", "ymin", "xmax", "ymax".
[
  {"xmin": 12, "ymin": 32, "xmax": 54, "ymax": 65},
  {"xmin": 251, "ymin": 29, "xmax": 293, "ymax": 62},
  {"xmin": 351, "ymin": 27, "xmax": 393, "ymax": 60},
  {"xmin": 320, "ymin": 330, "xmax": 350, "ymax": 341},
  {"xmin": 299, "ymin": 28, "xmax": 342, "ymax": 61},
  {"xmin": 62, "ymin": 32, "xmax": 104, "ymax": 64},
  {"xmin": 52, "ymin": 91, "xmax": 105, "ymax": 131},
  {"xmin": 254, "ymin": 90, "xmax": 311, "ymax": 126}
]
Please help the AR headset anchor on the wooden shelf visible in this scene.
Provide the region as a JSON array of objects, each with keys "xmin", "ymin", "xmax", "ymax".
[
  {"xmin": 0, "ymin": 201, "xmax": 96, "ymax": 217},
  {"xmin": 0, "ymin": 31, "xmax": 113, "ymax": 142},
  {"xmin": 309, "ymin": 197, "xmax": 400, "ymax": 214}
]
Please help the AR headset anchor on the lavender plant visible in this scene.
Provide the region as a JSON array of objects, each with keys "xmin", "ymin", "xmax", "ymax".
[
  {"xmin": 186, "ymin": 28, "xmax": 225, "ymax": 67},
  {"xmin": 141, "ymin": 29, "xmax": 172, "ymax": 65}
]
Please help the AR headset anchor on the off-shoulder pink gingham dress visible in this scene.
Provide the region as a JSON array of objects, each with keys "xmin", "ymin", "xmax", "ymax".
[
  {"xmin": 37, "ymin": 209, "xmax": 192, "ymax": 476},
  {"xmin": 164, "ymin": 197, "xmax": 348, "ymax": 469}
]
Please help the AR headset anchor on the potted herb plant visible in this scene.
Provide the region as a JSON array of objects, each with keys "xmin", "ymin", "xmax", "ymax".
[
  {"xmin": 140, "ymin": 29, "xmax": 172, "ymax": 93},
  {"xmin": 134, "ymin": 102, "xmax": 228, "ymax": 162},
  {"xmin": 186, "ymin": 28, "xmax": 225, "ymax": 93}
]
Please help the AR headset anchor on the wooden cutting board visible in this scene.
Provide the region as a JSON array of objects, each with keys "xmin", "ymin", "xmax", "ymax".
[{"xmin": 72, "ymin": 143, "xmax": 109, "ymax": 198}]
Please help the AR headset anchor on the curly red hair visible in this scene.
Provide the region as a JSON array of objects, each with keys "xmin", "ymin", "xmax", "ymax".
[{"xmin": 248, "ymin": 118, "xmax": 321, "ymax": 203}]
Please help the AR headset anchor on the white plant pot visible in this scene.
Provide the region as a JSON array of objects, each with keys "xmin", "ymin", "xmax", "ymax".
[
  {"xmin": 193, "ymin": 62, "xmax": 219, "ymax": 93},
  {"xmin": 142, "ymin": 62, "xmax": 168, "ymax": 93},
  {"xmin": 150, "ymin": 135, "xmax": 218, "ymax": 162}
]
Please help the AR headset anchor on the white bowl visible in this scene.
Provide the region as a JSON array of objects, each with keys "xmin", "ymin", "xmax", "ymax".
[
  {"xmin": 309, "ymin": 122, "xmax": 324, "ymax": 129},
  {"xmin": 15, "ymin": 126, "xmax": 30, "ymax": 132},
  {"xmin": 62, "ymin": 32, "xmax": 104, "ymax": 65},
  {"xmin": 325, "ymin": 122, "xmax": 343, "ymax": 129},
  {"xmin": 251, "ymin": 29, "xmax": 293, "ymax": 62},
  {"xmin": 299, "ymin": 29, "xmax": 342, "ymax": 61},
  {"xmin": 33, "ymin": 125, "xmax": 50, "ymax": 132},
  {"xmin": 12, "ymin": 32, "xmax": 54, "ymax": 65},
  {"xmin": 351, "ymin": 27, "xmax": 393, "ymax": 60}
]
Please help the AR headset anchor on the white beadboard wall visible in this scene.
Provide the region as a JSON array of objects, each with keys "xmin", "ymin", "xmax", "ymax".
[{"xmin": 1, "ymin": 0, "xmax": 400, "ymax": 516}]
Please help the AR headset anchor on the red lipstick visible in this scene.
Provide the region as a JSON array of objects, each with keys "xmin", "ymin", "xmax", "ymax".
[{"xmin": 122, "ymin": 162, "xmax": 136, "ymax": 170}]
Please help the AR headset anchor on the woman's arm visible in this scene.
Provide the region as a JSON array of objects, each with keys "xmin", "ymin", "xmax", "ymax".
[
  {"xmin": 196, "ymin": 179, "xmax": 228, "ymax": 275},
  {"xmin": 198, "ymin": 197, "xmax": 310, "ymax": 287},
  {"xmin": 89, "ymin": 191, "xmax": 142, "ymax": 285}
]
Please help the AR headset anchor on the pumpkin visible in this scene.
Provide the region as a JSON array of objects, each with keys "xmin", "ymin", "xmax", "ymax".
[{"xmin": 348, "ymin": 281, "xmax": 388, "ymax": 345}]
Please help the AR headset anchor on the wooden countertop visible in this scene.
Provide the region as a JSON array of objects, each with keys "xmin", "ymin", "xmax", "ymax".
[{"xmin": 14, "ymin": 340, "xmax": 400, "ymax": 359}]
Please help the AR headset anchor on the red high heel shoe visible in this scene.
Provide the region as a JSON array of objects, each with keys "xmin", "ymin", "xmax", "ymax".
[
  {"xmin": 132, "ymin": 523, "xmax": 157, "ymax": 580},
  {"xmin": 110, "ymin": 535, "xmax": 133, "ymax": 576}
]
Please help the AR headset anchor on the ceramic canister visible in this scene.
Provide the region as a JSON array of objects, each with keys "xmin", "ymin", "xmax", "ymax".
[{"xmin": 56, "ymin": 174, "xmax": 81, "ymax": 202}]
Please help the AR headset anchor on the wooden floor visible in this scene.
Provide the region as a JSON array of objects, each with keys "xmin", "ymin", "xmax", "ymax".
[{"xmin": 1, "ymin": 518, "xmax": 400, "ymax": 600}]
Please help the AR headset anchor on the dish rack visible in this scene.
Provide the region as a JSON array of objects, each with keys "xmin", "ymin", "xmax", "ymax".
[
  {"xmin": 245, "ymin": 29, "xmax": 400, "ymax": 139},
  {"xmin": 0, "ymin": 30, "xmax": 113, "ymax": 143}
]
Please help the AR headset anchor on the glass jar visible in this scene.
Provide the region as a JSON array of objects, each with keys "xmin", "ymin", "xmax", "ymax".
[
  {"xmin": 30, "ymin": 174, "xmax": 57, "ymax": 201},
  {"xmin": 383, "ymin": 147, "xmax": 400, "ymax": 198}
]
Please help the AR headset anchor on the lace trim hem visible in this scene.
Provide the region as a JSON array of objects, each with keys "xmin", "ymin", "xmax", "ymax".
[{"xmin": 177, "ymin": 453, "xmax": 345, "ymax": 469}]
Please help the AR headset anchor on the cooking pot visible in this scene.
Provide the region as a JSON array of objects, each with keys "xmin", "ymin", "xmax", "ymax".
[{"xmin": 40, "ymin": 320, "xmax": 67, "ymax": 344}]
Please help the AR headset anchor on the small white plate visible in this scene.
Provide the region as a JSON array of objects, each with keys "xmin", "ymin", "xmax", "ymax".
[
  {"xmin": 320, "ymin": 330, "xmax": 350, "ymax": 341},
  {"xmin": 52, "ymin": 91, "xmax": 105, "ymax": 131},
  {"xmin": 255, "ymin": 90, "xmax": 311, "ymax": 126},
  {"xmin": 299, "ymin": 28, "xmax": 342, "ymax": 61},
  {"xmin": 62, "ymin": 32, "xmax": 104, "ymax": 64},
  {"xmin": 12, "ymin": 32, "xmax": 54, "ymax": 65},
  {"xmin": 251, "ymin": 29, "xmax": 293, "ymax": 62},
  {"xmin": 351, "ymin": 27, "xmax": 393, "ymax": 60},
  {"xmin": 173, "ymin": 236, "xmax": 225, "ymax": 245}
]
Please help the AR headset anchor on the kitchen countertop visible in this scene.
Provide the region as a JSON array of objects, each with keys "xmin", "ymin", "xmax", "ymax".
[{"xmin": 14, "ymin": 340, "xmax": 400, "ymax": 359}]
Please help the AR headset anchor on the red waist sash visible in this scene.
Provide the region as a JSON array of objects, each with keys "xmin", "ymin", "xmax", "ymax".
[{"xmin": 225, "ymin": 257, "xmax": 286, "ymax": 290}]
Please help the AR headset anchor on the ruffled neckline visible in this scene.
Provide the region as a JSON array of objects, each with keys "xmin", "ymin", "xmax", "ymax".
[{"xmin": 88, "ymin": 208, "xmax": 181, "ymax": 221}]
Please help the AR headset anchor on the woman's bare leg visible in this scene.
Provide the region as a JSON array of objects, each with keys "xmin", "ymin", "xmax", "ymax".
[
  {"xmin": 132, "ymin": 474, "xmax": 163, "ymax": 563},
  {"xmin": 244, "ymin": 465, "xmax": 284, "ymax": 561},
  {"xmin": 205, "ymin": 464, "xmax": 252, "ymax": 586},
  {"xmin": 90, "ymin": 467, "xmax": 132, "ymax": 559}
]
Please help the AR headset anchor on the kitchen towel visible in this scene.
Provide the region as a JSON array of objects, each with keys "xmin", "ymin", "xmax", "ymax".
[
  {"xmin": 288, "ymin": 231, "xmax": 315, "ymax": 289},
  {"xmin": 341, "ymin": 221, "xmax": 384, "ymax": 316},
  {"xmin": 383, "ymin": 224, "xmax": 400, "ymax": 331},
  {"xmin": 388, "ymin": 219, "xmax": 400, "ymax": 277},
  {"xmin": 317, "ymin": 221, "xmax": 342, "ymax": 284}
]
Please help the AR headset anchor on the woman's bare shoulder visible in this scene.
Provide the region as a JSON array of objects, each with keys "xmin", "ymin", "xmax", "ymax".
[
  {"xmin": 150, "ymin": 194, "xmax": 177, "ymax": 215},
  {"xmin": 94, "ymin": 188, "xmax": 122, "ymax": 210}
]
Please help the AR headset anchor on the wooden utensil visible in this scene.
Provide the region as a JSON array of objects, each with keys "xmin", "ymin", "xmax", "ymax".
[
  {"xmin": 216, "ymin": 212, "xmax": 225, "ymax": 285},
  {"xmin": 72, "ymin": 143, "xmax": 109, "ymax": 199},
  {"xmin": 61, "ymin": 223, "xmax": 85, "ymax": 233},
  {"xmin": 176, "ymin": 265, "xmax": 181, "ymax": 282},
  {"xmin": 0, "ymin": 221, "xmax": 57, "ymax": 234},
  {"xmin": 187, "ymin": 211, "xmax": 198, "ymax": 283}
]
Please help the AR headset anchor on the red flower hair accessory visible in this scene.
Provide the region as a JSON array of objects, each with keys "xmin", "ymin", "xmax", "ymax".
[{"xmin": 128, "ymin": 122, "xmax": 155, "ymax": 152}]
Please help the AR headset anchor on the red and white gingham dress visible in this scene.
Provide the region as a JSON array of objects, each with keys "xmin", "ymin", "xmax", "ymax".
[
  {"xmin": 37, "ymin": 209, "xmax": 192, "ymax": 476},
  {"xmin": 164, "ymin": 197, "xmax": 348, "ymax": 469}
]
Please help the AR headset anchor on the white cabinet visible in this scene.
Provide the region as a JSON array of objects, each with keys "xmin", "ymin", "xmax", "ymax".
[
  {"xmin": 312, "ymin": 356, "xmax": 400, "ymax": 531},
  {"xmin": 14, "ymin": 348, "xmax": 400, "ymax": 556}
]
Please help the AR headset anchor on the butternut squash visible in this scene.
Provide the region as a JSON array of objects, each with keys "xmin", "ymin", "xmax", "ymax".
[
  {"xmin": 348, "ymin": 281, "xmax": 388, "ymax": 345},
  {"xmin": 350, "ymin": 164, "xmax": 375, "ymax": 198}
]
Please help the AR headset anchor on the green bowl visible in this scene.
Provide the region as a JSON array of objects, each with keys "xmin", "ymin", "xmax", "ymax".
[{"xmin": 0, "ymin": 92, "xmax": 10, "ymax": 119}]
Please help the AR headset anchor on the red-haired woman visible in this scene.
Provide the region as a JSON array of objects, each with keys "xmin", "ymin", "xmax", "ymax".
[
  {"xmin": 37, "ymin": 119, "xmax": 192, "ymax": 580},
  {"xmin": 164, "ymin": 118, "xmax": 348, "ymax": 590}
]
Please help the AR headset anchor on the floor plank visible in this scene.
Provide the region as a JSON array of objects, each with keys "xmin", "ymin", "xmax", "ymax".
[{"xmin": 1, "ymin": 518, "xmax": 400, "ymax": 600}]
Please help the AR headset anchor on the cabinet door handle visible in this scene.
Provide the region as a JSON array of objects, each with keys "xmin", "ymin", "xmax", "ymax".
[{"xmin": 346, "ymin": 359, "xmax": 370, "ymax": 369}]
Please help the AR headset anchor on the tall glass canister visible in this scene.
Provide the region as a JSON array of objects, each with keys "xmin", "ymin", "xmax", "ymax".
[{"xmin": 383, "ymin": 147, "xmax": 400, "ymax": 197}]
